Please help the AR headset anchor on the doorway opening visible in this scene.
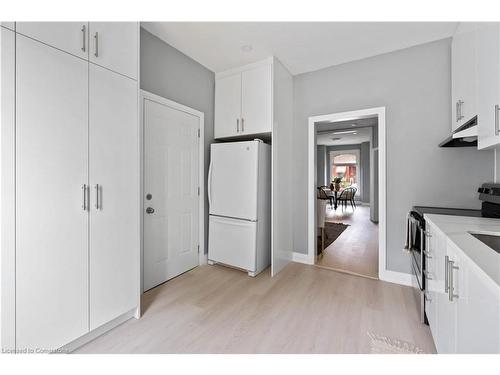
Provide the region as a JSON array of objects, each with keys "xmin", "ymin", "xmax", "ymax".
[{"xmin": 308, "ymin": 107, "xmax": 386, "ymax": 280}]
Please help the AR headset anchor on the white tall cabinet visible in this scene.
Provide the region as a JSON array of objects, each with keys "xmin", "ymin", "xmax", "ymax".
[
  {"xmin": 213, "ymin": 57, "xmax": 294, "ymax": 277},
  {"xmin": 15, "ymin": 34, "xmax": 90, "ymax": 350},
  {"xmin": 1, "ymin": 22, "xmax": 140, "ymax": 351}
]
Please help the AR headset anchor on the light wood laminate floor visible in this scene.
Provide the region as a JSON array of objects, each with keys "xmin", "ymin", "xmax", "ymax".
[
  {"xmin": 75, "ymin": 262, "xmax": 435, "ymax": 354},
  {"xmin": 316, "ymin": 205, "xmax": 379, "ymax": 279}
]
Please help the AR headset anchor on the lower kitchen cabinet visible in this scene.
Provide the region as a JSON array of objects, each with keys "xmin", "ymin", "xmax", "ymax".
[
  {"xmin": 454, "ymin": 243, "xmax": 500, "ymax": 353},
  {"xmin": 426, "ymin": 222, "xmax": 500, "ymax": 353}
]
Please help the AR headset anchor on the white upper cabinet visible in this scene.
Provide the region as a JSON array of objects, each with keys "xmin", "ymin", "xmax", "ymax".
[
  {"xmin": 451, "ymin": 23, "xmax": 477, "ymax": 131},
  {"xmin": 214, "ymin": 59, "xmax": 273, "ymax": 139},
  {"xmin": 16, "ymin": 22, "xmax": 89, "ymax": 60},
  {"xmin": 476, "ymin": 23, "xmax": 500, "ymax": 150},
  {"xmin": 214, "ymin": 73, "xmax": 242, "ymax": 138},
  {"xmin": 241, "ymin": 64, "xmax": 273, "ymax": 135},
  {"xmin": 88, "ymin": 22, "xmax": 138, "ymax": 80},
  {"xmin": 1, "ymin": 22, "xmax": 15, "ymax": 30}
]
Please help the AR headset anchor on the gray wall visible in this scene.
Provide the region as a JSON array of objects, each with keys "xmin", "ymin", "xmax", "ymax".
[
  {"xmin": 360, "ymin": 141, "xmax": 370, "ymax": 203},
  {"xmin": 316, "ymin": 145, "xmax": 327, "ymax": 186},
  {"xmin": 293, "ymin": 38, "xmax": 495, "ymax": 273},
  {"xmin": 140, "ymin": 28, "xmax": 215, "ymax": 252}
]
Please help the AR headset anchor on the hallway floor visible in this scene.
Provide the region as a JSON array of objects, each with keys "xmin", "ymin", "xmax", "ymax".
[{"xmin": 316, "ymin": 205, "xmax": 379, "ymax": 279}]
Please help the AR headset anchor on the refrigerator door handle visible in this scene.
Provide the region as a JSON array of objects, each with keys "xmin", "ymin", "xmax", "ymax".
[{"xmin": 208, "ymin": 158, "xmax": 213, "ymax": 207}]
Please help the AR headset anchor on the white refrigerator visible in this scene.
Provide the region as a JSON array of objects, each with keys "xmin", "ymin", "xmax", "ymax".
[{"xmin": 208, "ymin": 140, "xmax": 271, "ymax": 276}]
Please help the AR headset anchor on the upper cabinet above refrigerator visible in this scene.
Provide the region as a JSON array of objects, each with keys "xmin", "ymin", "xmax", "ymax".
[
  {"xmin": 15, "ymin": 22, "xmax": 138, "ymax": 80},
  {"xmin": 214, "ymin": 58, "xmax": 273, "ymax": 139}
]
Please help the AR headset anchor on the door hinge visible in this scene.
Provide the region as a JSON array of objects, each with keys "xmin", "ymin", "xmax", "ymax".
[{"xmin": 198, "ymin": 128, "xmax": 200, "ymax": 138}]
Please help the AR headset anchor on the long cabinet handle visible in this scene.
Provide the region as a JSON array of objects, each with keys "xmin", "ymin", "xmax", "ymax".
[
  {"xmin": 95, "ymin": 184, "xmax": 100, "ymax": 210},
  {"xmin": 444, "ymin": 255, "xmax": 449, "ymax": 293},
  {"xmin": 495, "ymin": 104, "xmax": 499, "ymax": 136},
  {"xmin": 458, "ymin": 100, "xmax": 464, "ymax": 121},
  {"xmin": 94, "ymin": 32, "xmax": 99, "ymax": 57},
  {"xmin": 456, "ymin": 102, "xmax": 459, "ymax": 123},
  {"xmin": 448, "ymin": 260, "xmax": 459, "ymax": 301},
  {"xmin": 81, "ymin": 25, "xmax": 86, "ymax": 52},
  {"xmin": 236, "ymin": 118, "xmax": 240, "ymax": 132},
  {"xmin": 241, "ymin": 118, "xmax": 244, "ymax": 132},
  {"xmin": 82, "ymin": 184, "xmax": 88, "ymax": 210}
]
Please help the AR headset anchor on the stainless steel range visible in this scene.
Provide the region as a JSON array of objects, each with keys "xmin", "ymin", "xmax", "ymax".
[{"xmin": 406, "ymin": 183, "xmax": 500, "ymax": 324}]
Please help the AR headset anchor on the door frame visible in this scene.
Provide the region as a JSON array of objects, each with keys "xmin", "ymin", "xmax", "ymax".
[
  {"xmin": 307, "ymin": 106, "xmax": 391, "ymax": 281},
  {"xmin": 140, "ymin": 90, "xmax": 205, "ymax": 293}
]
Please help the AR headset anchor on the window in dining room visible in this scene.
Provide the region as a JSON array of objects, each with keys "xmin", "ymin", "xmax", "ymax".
[{"xmin": 332, "ymin": 153, "xmax": 358, "ymax": 188}]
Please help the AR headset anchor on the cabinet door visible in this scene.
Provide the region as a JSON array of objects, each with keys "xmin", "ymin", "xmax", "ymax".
[
  {"xmin": 241, "ymin": 64, "xmax": 272, "ymax": 135},
  {"xmin": 477, "ymin": 23, "xmax": 500, "ymax": 150},
  {"xmin": 88, "ymin": 22, "xmax": 138, "ymax": 80},
  {"xmin": 456, "ymin": 251, "xmax": 500, "ymax": 353},
  {"xmin": 89, "ymin": 64, "xmax": 139, "ymax": 330},
  {"xmin": 451, "ymin": 23, "xmax": 477, "ymax": 131},
  {"xmin": 1, "ymin": 22, "xmax": 15, "ymax": 30},
  {"xmin": 16, "ymin": 22, "xmax": 88, "ymax": 59},
  {"xmin": 435, "ymin": 238, "xmax": 458, "ymax": 353},
  {"xmin": 424, "ymin": 223, "xmax": 438, "ymax": 334},
  {"xmin": 214, "ymin": 73, "xmax": 242, "ymax": 138},
  {"xmin": 16, "ymin": 34, "xmax": 89, "ymax": 350}
]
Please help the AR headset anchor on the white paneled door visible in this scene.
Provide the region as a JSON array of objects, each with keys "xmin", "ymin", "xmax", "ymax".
[
  {"xmin": 89, "ymin": 64, "xmax": 139, "ymax": 330},
  {"xmin": 144, "ymin": 99, "xmax": 200, "ymax": 291},
  {"xmin": 16, "ymin": 34, "xmax": 89, "ymax": 350}
]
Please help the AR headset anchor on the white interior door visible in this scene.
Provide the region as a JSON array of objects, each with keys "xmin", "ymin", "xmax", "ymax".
[
  {"xmin": 88, "ymin": 22, "xmax": 138, "ymax": 79},
  {"xmin": 16, "ymin": 34, "xmax": 89, "ymax": 349},
  {"xmin": 144, "ymin": 98, "xmax": 200, "ymax": 291},
  {"xmin": 16, "ymin": 22, "xmax": 89, "ymax": 59},
  {"xmin": 209, "ymin": 141, "xmax": 259, "ymax": 221},
  {"xmin": 89, "ymin": 64, "xmax": 139, "ymax": 330}
]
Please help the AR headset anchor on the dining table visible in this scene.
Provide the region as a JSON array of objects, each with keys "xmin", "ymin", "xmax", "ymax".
[{"xmin": 324, "ymin": 186, "xmax": 344, "ymax": 210}]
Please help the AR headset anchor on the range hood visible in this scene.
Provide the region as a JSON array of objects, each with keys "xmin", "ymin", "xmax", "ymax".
[{"xmin": 439, "ymin": 116, "xmax": 478, "ymax": 147}]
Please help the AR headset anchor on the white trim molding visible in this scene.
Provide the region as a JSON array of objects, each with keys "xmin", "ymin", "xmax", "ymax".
[
  {"xmin": 292, "ymin": 252, "xmax": 314, "ymax": 265},
  {"xmin": 307, "ymin": 107, "xmax": 396, "ymax": 282},
  {"xmin": 379, "ymin": 270, "xmax": 413, "ymax": 287},
  {"xmin": 140, "ymin": 90, "xmax": 206, "ymax": 292}
]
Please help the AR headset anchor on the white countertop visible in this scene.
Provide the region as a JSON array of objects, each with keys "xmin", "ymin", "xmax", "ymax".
[{"xmin": 424, "ymin": 214, "xmax": 500, "ymax": 286}]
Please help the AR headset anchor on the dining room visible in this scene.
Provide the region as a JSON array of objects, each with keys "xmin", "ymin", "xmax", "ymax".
[{"xmin": 315, "ymin": 115, "xmax": 380, "ymax": 279}]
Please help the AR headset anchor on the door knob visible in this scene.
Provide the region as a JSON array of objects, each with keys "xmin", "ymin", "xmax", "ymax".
[{"xmin": 146, "ymin": 207, "xmax": 155, "ymax": 214}]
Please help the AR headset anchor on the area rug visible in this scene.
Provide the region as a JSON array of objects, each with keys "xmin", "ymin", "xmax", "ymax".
[
  {"xmin": 367, "ymin": 332, "xmax": 426, "ymax": 354},
  {"xmin": 317, "ymin": 222, "xmax": 349, "ymax": 255}
]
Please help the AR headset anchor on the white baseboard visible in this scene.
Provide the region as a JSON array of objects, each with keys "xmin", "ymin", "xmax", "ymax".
[
  {"xmin": 379, "ymin": 269, "xmax": 413, "ymax": 286},
  {"xmin": 292, "ymin": 252, "xmax": 314, "ymax": 265},
  {"xmin": 199, "ymin": 252, "xmax": 208, "ymax": 265},
  {"xmin": 62, "ymin": 308, "xmax": 137, "ymax": 353}
]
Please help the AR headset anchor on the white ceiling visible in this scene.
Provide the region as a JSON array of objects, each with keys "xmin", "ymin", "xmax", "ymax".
[
  {"xmin": 141, "ymin": 22, "xmax": 458, "ymax": 75},
  {"xmin": 317, "ymin": 126, "xmax": 372, "ymax": 146}
]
